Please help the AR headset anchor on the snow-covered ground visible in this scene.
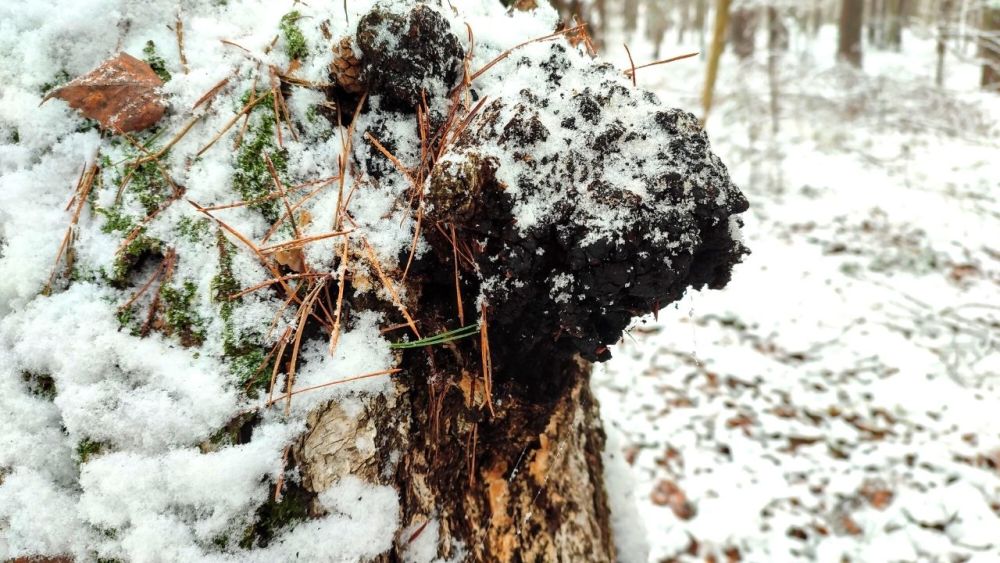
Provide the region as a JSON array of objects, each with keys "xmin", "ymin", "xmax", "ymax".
[{"xmin": 598, "ymin": 21, "xmax": 1000, "ymax": 563}]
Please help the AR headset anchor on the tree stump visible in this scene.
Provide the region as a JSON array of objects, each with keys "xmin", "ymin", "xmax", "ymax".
[{"xmin": 297, "ymin": 4, "xmax": 749, "ymax": 560}]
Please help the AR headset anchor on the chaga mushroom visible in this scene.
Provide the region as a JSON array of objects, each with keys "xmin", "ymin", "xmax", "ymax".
[
  {"xmin": 420, "ymin": 46, "xmax": 748, "ymax": 368},
  {"xmin": 355, "ymin": 4, "xmax": 464, "ymax": 109},
  {"xmin": 350, "ymin": 6, "xmax": 749, "ymax": 370}
]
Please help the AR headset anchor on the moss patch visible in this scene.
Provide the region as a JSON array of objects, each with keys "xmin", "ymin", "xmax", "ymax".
[
  {"xmin": 240, "ymin": 484, "xmax": 311, "ymax": 549},
  {"xmin": 211, "ymin": 231, "xmax": 272, "ymax": 395},
  {"xmin": 21, "ymin": 372, "xmax": 57, "ymax": 401},
  {"xmin": 77, "ymin": 438, "xmax": 106, "ymax": 463},
  {"xmin": 160, "ymin": 280, "xmax": 206, "ymax": 346},
  {"xmin": 177, "ymin": 216, "xmax": 211, "ymax": 244},
  {"xmin": 233, "ymin": 94, "xmax": 287, "ymax": 223},
  {"xmin": 280, "ymin": 11, "xmax": 308, "ymax": 60},
  {"xmin": 142, "ymin": 40, "xmax": 172, "ymax": 83}
]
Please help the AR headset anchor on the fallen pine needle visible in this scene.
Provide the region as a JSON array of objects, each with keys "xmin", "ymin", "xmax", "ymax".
[{"xmin": 268, "ymin": 368, "xmax": 401, "ymax": 405}]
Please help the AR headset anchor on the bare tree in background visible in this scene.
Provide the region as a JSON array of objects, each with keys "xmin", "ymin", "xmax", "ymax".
[
  {"xmin": 867, "ymin": 0, "xmax": 883, "ymax": 46},
  {"xmin": 677, "ymin": 0, "xmax": 692, "ymax": 44},
  {"xmin": 768, "ymin": 6, "xmax": 787, "ymax": 135},
  {"xmin": 983, "ymin": 1, "xmax": 1000, "ymax": 89},
  {"xmin": 885, "ymin": 0, "xmax": 905, "ymax": 49},
  {"xmin": 646, "ymin": 0, "xmax": 670, "ymax": 58},
  {"xmin": 696, "ymin": 0, "xmax": 709, "ymax": 49},
  {"xmin": 937, "ymin": 0, "xmax": 954, "ymax": 87},
  {"xmin": 703, "ymin": 0, "xmax": 733, "ymax": 124},
  {"xmin": 840, "ymin": 0, "xmax": 865, "ymax": 66},
  {"xmin": 730, "ymin": 4, "xmax": 758, "ymax": 60},
  {"xmin": 624, "ymin": 0, "xmax": 639, "ymax": 32}
]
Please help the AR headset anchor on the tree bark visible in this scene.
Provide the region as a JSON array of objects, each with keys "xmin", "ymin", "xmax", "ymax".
[
  {"xmin": 768, "ymin": 7, "xmax": 786, "ymax": 136},
  {"xmin": 839, "ymin": 0, "xmax": 865, "ymax": 67},
  {"xmin": 294, "ymin": 357, "xmax": 614, "ymax": 562},
  {"xmin": 647, "ymin": 0, "xmax": 670, "ymax": 58}
]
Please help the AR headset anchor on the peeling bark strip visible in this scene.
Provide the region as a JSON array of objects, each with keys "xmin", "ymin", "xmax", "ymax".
[{"xmin": 296, "ymin": 3, "xmax": 748, "ymax": 561}]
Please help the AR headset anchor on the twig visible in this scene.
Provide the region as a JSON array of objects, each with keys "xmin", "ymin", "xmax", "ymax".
[
  {"xmin": 623, "ymin": 44, "xmax": 637, "ymax": 87},
  {"xmin": 193, "ymin": 77, "xmax": 231, "ymax": 110},
  {"xmin": 175, "ymin": 15, "xmax": 189, "ymax": 74},
  {"xmin": 328, "ymin": 236, "xmax": 350, "ymax": 356},
  {"xmin": 44, "ymin": 162, "xmax": 99, "ymax": 294},
  {"xmin": 267, "ymin": 368, "xmax": 401, "ymax": 404},
  {"xmin": 361, "ymin": 237, "xmax": 421, "ymax": 338},
  {"xmin": 624, "ymin": 51, "xmax": 700, "ymax": 78}
]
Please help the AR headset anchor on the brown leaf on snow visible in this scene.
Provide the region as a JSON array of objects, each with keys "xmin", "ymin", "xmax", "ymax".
[
  {"xmin": 43, "ymin": 52, "xmax": 166, "ymax": 132},
  {"xmin": 860, "ymin": 480, "xmax": 894, "ymax": 510},
  {"xmin": 839, "ymin": 514, "xmax": 863, "ymax": 536},
  {"xmin": 651, "ymin": 479, "xmax": 695, "ymax": 520}
]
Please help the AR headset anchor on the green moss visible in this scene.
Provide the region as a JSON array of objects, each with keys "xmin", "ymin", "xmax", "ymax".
[
  {"xmin": 240, "ymin": 487, "xmax": 311, "ymax": 549},
  {"xmin": 212, "ymin": 231, "xmax": 240, "ymax": 317},
  {"xmin": 77, "ymin": 438, "xmax": 105, "ymax": 463},
  {"xmin": 21, "ymin": 372, "xmax": 57, "ymax": 401},
  {"xmin": 116, "ymin": 306, "xmax": 134, "ymax": 329},
  {"xmin": 177, "ymin": 216, "xmax": 211, "ymax": 244},
  {"xmin": 39, "ymin": 69, "xmax": 71, "ymax": 96},
  {"xmin": 160, "ymin": 280, "xmax": 206, "ymax": 346},
  {"xmin": 95, "ymin": 150, "xmax": 171, "ymax": 283},
  {"xmin": 128, "ymin": 160, "xmax": 170, "ymax": 215},
  {"xmin": 203, "ymin": 412, "xmax": 258, "ymax": 452},
  {"xmin": 233, "ymin": 99, "xmax": 287, "ymax": 223},
  {"xmin": 280, "ymin": 11, "xmax": 308, "ymax": 60},
  {"xmin": 97, "ymin": 205, "xmax": 136, "ymax": 234},
  {"xmin": 211, "ymin": 232, "xmax": 272, "ymax": 395},
  {"xmin": 142, "ymin": 40, "xmax": 172, "ymax": 83}
]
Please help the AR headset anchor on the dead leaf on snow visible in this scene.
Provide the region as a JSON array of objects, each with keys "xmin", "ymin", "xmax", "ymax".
[
  {"xmin": 43, "ymin": 52, "xmax": 166, "ymax": 132},
  {"xmin": 651, "ymin": 479, "xmax": 695, "ymax": 520},
  {"xmin": 860, "ymin": 479, "xmax": 894, "ymax": 510}
]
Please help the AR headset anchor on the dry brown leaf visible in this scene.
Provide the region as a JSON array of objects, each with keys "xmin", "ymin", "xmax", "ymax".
[
  {"xmin": 43, "ymin": 52, "xmax": 166, "ymax": 133},
  {"xmin": 840, "ymin": 514, "xmax": 863, "ymax": 536},
  {"xmin": 275, "ymin": 248, "xmax": 306, "ymax": 273},
  {"xmin": 860, "ymin": 479, "xmax": 894, "ymax": 510},
  {"xmin": 651, "ymin": 479, "xmax": 695, "ymax": 520}
]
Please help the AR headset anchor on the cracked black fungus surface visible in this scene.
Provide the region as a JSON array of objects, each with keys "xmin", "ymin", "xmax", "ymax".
[
  {"xmin": 356, "ymin": 4, "xmax": 464, "ymax": 110},
  {"xmin": 353, "ymin": 7, "xmax": 748, "ymax": 373}
]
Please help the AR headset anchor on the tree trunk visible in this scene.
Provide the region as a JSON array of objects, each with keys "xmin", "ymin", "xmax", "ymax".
[
  {"xmin": 811, "ymin": 0, "xmax": 824, "ymax": 36},
  {"xmin": 937, "ymin": 0, "xmax": 953, "ymax": 87},
  {"xmin": 624, "ymin": 0, "xmax": 640, "ymax": 32},
  {"xmin": 695, "ymin": 0, "xmax": 709, "ymax": 50},
  {"xmin": 983, "ymin": 2, "xmax": 1000, "ymax": 90},
  {"xmin": 866, "ymin": 0, "xmax": 881, "ymax": 45},
  {"xmin": 839, "ymin": 0, "xmax": 865, "ymax": 67},
  {"xmin": 294, "ymin": 357, "xmax": 614, "ymax": 562},
  {"xmin": 702, "ymin": 0, "xmax": 732, "ymax": 125},
  {"xmin": 885, "ymin": 0, "xmax": 904, "ymax": 50},
  {"xmin": 677, "ymin": 0, "xmax": 692, "ymax": 44},
  {"xmin": 730, "ymin": 7, "xmax": 758, "ymax": 60},
  {"xmin": 768, "ymin": 7, "xmax": 786, "ymax": 136}
]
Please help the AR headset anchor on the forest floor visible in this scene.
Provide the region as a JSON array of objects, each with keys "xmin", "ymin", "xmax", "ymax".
[{"xmin": 597, "ymin": 26, "xmax": 1000, "ymax": 562}]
